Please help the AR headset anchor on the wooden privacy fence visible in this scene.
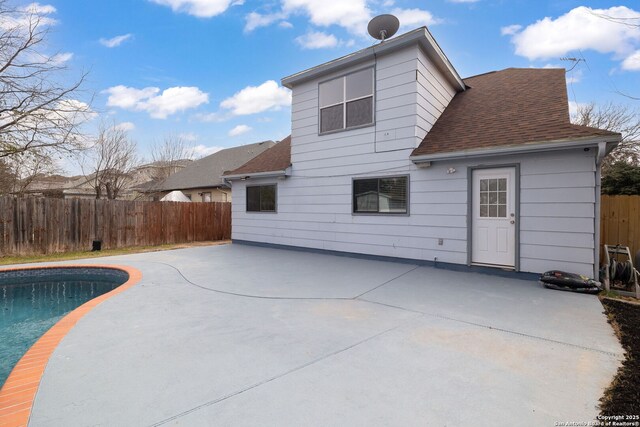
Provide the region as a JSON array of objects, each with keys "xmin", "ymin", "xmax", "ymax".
[
  {"xmin": 601, "ymin": 195, "xmax": 640, "ymax": 259},
  {"xmin": 0, "ymin": 196, "xmax": 231, "ymax": 256}
]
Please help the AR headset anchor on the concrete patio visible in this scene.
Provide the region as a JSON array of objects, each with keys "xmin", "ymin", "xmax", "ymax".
[{"xmin": 24, "ymin": 243, "xmax": 622, "ymax": 426}]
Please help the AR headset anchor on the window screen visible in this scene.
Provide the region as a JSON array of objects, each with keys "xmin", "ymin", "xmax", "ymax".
[
  {"xmin": 318, "ymin": 68, "xmax": 373, "ymax": 134},
  {"xmin": 346, "ymin": 97, "xmax": 373, "ymax": 128},
  {"xmin": 346, "ymin": 68, "xmax": 373, "ymax": 99},
  {"xmin": 319, "ymin": 78, "xmax": 343, "ymax": 107},
  {"xmin": 246, "ymin": 185, "xmax": 276, "ymax": 212},
  {"xmin": 353, "ymin": 176, "xmax": 408, "ymax": 214},
  {"xmin": 321, "ymin": 104, "xmax": 343, "ymax": 133}
]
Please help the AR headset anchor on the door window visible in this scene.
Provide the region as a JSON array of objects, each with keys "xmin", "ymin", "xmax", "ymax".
[{"xmin": 479, "ymin": 178, "xmax": 507, "ymax": 218}]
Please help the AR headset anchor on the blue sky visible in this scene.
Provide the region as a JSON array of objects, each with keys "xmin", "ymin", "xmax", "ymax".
[{"xmin": 17, "ymin": 0, "xmax": 640, "ymax": 167}]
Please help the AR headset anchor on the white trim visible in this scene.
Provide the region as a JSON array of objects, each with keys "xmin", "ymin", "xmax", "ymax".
[
  {"xmin": 410, "ymin": 135, "xmax": 622, "ymax": 163},
  {"xmin": 223, "ymin": 168, "xmax": 290, "ymax": 181}
]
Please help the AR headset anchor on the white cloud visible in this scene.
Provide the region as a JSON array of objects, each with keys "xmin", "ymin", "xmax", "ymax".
[
  {"xmin": 566, "ymin": 69, "xmax": 583, "ymax": 84},
  {"xmin": 245, "ymin": 2, "xmax": 439, "ymax": 37},
  {"xmin": 100, "ymin": 34, "xmax": 132, "ymax": 48},
  {"xmin": 113, "ymin": 122, "xmax": 135, "ymax": 132},
  {"xmin": 193, "ymin": 111, "xmax": 230, "ymax": 122},
  {"xmin": 50, "ymin": 52, "xmax": 73, "ymax": 65},
  {"xmin": 622, "ymin": 50, "xmax": 640, "ymax": 71},
  {"xmin": 140, "ymin": 87, "xmax": 209, "ymax": 119},
  {"xmin": 149, "ymin": 0, "xmax": 243, "ymax": 18},
  {"xmin": 391, "ymin": 8, "xmax": 440, "ymax": 30},
  {"xmin": 569, "ymin": 101, "xmax": 588, "ymax": 118},
  {"xmin": 104, "ymin": 85, "xmax": 209, "ymax": 119},
  {"xmin": 228, "ymin": 124, "xmax": 252, "ymax": 136},
  {"xmin": 506, "ymin": 6, "xmax": 640, "ymax": 68},
  {"xmin": 105, "ymin": 86, "xmax": 160, "ymax": 109},
  {"xmin": 500, "ymin": 24, "xmax": 522, "ymax": 36},
  {"xmin": 50, "ymin": 99, "xmax": 97, "ymax": 127},
  {"xmin": 244, "ymin": 11, "xmax": 286, "ymax": 32},
  {"xmin": 220, "ymin": 80, "xmax": 291, "ymax": 115},
  {"xmin": 193, "ymin": 144, "xmax": 224, "ymax": 157},
  {"xmin": 295, "ymin": 31, "xmax": 339, "ymax": 49},
  {"xmin": 0, "ymin": 2, "xmax": 57, "ymax": 30},
  {"xmin": 282, "ymin": 0, "xmax": 371, "ymax": 34},
  {"xmin": 20, "ymin": 3, "xmax": 56, "ymax": 14},
  {"xmin": 179, "ymin": 132, "xmax": 199, "ymax": 141}
]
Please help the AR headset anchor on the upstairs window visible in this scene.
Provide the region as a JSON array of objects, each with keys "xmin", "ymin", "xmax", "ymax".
[
  {"xmin": 319, "ymin": 68, "xmax": 374, "ymax": 134},
  {"xmin": 246, "ymin": 185, "xmax": 276, "ymax": 212},
  {"xmin": 353, "ymin": 176, "xmax": 408, "ymax": 214}
]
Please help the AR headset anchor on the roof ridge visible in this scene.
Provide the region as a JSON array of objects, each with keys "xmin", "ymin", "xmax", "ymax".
[{"xmin": 462, "ymin": 70, "xmax": 497, "ymax": 80}]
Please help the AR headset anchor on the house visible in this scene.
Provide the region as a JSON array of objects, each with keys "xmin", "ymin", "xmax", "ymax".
[
  {"xmin": 223, "ymin": 27, "xmax": 621, "ymax": 278},
  {"xmin": 144, "ymin": 140, "xmax": 275, "ymax": 202},
  {"xmin": 17, "ymin": 160, "xmax": 192, "ymax": 200}
]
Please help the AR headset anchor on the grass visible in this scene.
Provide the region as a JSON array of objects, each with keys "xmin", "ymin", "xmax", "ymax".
[
  {"xmin": 0, "ymin": 240, "xmax": 230, "ymax": 266},
  {"xmin": 600, "ymin": 297, "xmax": 640, "ymax": 416}
]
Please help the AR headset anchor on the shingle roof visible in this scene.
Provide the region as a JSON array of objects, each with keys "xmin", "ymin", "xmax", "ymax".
[
  {"xmin": 223, "ymin": 136, "xmax": 291, "ymax": 176},
  {"xmin": 156, "ymin": 140, "xmax": 275, "ymax": 190},
  {"xmin": 412, "ymin": 68, "xmax": 619, "ymax": 157}
]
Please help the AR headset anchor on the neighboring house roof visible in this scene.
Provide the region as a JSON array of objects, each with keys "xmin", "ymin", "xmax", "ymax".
[
  {"xmin": 411, "ymin": 68, "xmax": 620, "ymax": 158},
  {"xmin": 20, "ymin": 175, "xmax": 76, "ymax": 193},
  {"xmin": 223, "ymin": 136, "xmax": 291, "ymax": 177},
  {"xmin": 155, "ymin": 140, "xmax": 275, "ymax": 191}
]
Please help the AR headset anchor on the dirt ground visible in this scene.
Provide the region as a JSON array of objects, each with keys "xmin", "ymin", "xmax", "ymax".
[{"xmin": 600, "ymin": 298, "xmax": 640, "ymax": 416}]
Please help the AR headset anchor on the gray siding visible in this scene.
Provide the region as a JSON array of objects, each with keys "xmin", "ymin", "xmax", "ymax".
[{"xmin": 232, "ymin": 43, "xmax": 598, "ymax": 277}]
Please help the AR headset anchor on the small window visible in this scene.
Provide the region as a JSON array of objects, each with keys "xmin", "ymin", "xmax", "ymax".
[
  {"xmin": 319, "ymin": 68, "xmax": 374, "ymax": 134},
  {"xmin": 202, "ymin": 192, "xmax": 212, "ymax": 202},
  {"xmin": 246, "ymin": 185, "xmax": 276, "ymax": 212},
  {"xmin": 479, "ymin": 178, "xmax": 507, "ymax": 218},
  {"xmin": 353, "ymin": 176, "xmax": 408, "ymax": 214}
]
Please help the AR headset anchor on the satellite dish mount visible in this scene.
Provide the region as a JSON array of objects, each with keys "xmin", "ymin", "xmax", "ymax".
[{"xmin": 367, "ymin": 14, "xmax": 400, "ymax": 42}]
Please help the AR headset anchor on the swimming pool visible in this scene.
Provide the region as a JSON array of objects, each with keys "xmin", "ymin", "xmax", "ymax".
[{"xmin": 0, "ymin": 267, "xmax": 129, "ymax": 387}]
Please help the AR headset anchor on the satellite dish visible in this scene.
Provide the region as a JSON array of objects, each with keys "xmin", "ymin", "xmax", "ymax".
[{"xmin": 367, "ymin": 14, "xmax": 400, "ymax": 41}]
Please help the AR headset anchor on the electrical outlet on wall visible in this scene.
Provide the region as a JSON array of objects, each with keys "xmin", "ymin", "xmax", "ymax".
[{"xmin": 438, "ymin": 238, "xmax": 444, "ymax": 246}]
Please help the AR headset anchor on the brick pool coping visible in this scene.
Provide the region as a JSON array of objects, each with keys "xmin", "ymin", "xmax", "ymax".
[{"xmin": 0, "ymin": 264, "xmax": 142, "ymax": 427}]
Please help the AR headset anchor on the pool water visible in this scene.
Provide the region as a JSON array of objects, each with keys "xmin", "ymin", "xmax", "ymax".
[{"xmin": 0, "ymin": 268, "xmax": 128, "ymax": 387}]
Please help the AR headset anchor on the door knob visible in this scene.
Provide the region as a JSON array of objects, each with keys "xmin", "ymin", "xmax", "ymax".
[{"xmin": 510, "ymin": 220, "xmax": 515, "ymax": 224}]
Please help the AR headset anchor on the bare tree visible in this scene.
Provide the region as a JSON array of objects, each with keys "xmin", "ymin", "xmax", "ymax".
[
  {"xmin": 0, "ymin": 1, "xmax": 91, "ymax": 160},
  {"xmin": 587, "ymin": 10, "xmax": 640, "ymax": 100},
  {"xmin": 150, "ymin": 135, "xmax": 194, "ymax": 182},
  {"xmin": 572, "ymin": 102, "xmax": 640, "ymax": 170},
  {"xmin": 83, "ymin": 122, "xmax": 139, "ymax": 200},
  {"xmin": 0, "ymin": 158, "xmax": 15, "ymax": 194},
  {"xmin": 8, "ymin": 151, "xmax": 58, "ymax": 195}
]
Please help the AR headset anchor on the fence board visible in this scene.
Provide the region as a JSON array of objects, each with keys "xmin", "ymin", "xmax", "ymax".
[
  {"xmin": 601, "ymin": 195, "xmax": 640, "ymax": 259},
  {"xmin": 0, "ymin": 196, "xmax": 231, "ymax": 257}
]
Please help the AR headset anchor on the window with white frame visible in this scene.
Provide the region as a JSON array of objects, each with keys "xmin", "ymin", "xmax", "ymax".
[{"xmin": 319, "ymin": 68, "xmax": 374, "ymax": 134}]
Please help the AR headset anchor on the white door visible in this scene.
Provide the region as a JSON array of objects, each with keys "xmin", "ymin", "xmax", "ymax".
[{"xmin": 472, "ymin": 167, "xmax": 516, "ymax": 267}]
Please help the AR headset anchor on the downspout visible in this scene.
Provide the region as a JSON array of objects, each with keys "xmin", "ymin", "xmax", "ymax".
[{"xmin": 594, "ymin": 142, "xmax": 607, "ymax": 279}]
